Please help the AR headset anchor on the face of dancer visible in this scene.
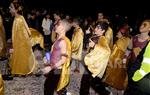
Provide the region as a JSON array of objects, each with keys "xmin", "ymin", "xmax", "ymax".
[
  {"xmin": 98, "ymin": 13, "xmax": 104, "ymax": 20},
  {"xmin": 9, "ymin": 3, "xmax": 16, "ymax": 17},
  {"xmin": 53, "ymin": 13, "xmax": 60, "ymax": 21},
  {"xmin": 94, "ymin": 25, "xmax": 105, "ymax": 36},
  {"xmin": 72, "ymin": 21, "xmax": 77, "ymax": 28},
  {"xmin": 139, "ymin": 21, "xmax": 150, "ymax": 33},
  {"xmin": 55, "ymin": 21, "xmax": 65, "ymax": 34},
  {"xmin": 65, "ymin": 15, "xmax": 70, "ymax": 20},
  {"xmin": 46, "ymin": 14, "xmax": 50, "ymax": 19}
]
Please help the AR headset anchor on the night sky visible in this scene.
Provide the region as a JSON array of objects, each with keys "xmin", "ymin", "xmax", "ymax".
[
  {"xmin": 24, "ymin": 0, "xmax": 149, "ymax": 15},
  {"xmin": 0, "ymin": 0, "xmax": 149, "ymax": 16}
]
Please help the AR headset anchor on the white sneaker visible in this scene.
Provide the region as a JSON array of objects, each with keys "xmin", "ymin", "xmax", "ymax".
[
  {"xmin": 105, "ymin": 87, "xmax": 111, "ymax": 92},
  {"xmin": 66, "ymin": 92, "xmax": 71, "ymax": 95},
  {"xmin": 109, "ymin": 92, "xmax": 113, "ymax": 95}
]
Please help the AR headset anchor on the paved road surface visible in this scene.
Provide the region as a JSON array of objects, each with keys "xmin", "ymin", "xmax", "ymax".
[{"xmin": 1, "ymin": 50, "xmax": 97, "ymax": 95}]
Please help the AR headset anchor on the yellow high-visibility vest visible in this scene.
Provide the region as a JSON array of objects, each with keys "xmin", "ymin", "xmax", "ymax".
[{"xmin": 132, "ymin": 42, "xmax": 150, "ymax": 81}]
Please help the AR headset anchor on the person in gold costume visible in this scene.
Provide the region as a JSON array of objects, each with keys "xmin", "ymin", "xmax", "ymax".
[
  {"xmin": 104, "ymin": 24, "xmax": 131, "ymax": 94},
  {"xmin": 9, "ymin": 1, "xmax": 37, "ymax": 75},
  {"xmin": 0, "ymin": 73, "xmax": 4, "ymax": 95},
  {"xmin": 42, "ymin": 20, "xmax": 71, "ymax": 95},
  {"xmin": 80, "ymin": 21, "xmax": 111, "ymax": 95},
  {"xmin": 105, "ymin": 26, "xmax": 113, "ymax": 50},
  {"xmin": 96, "ymin": 12, "xmax": 113, "ymax": 50},
  {"xmin": 71, "ymin": 18, "xmax": 84, "ymax": 73},
  {"xmin": 96, "ymin": 12, "xmax": 109, "ymax": 24},
  {"xmin": 0, "ymin": 36, "xmax": 4, "ymax": 95},
  {"xmin": 0, "ymin": 14, "xmax": 7, "ymax": 58},
  {"xmin": 51, "ymin": 12, "xmax": 61, "ymax": 43}
]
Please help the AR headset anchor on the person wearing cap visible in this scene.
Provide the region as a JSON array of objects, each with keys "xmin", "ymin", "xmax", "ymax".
[{"xmin": 103, "ymin": 24, "xmax": 131, "ymax": 94}]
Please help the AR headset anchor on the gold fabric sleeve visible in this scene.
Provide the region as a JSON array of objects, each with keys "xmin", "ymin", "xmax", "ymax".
[
  {"xmin": 84, "ymin": 36, "xmax": 111, "ymax": 78},
  {"xmin": 0, "ymin": 37, "xmax": 3, "ymax": 52},
  {"xmin": 0, "ymin": 15, "xmax": 7, "ymax": 57},
  {"xmin": 71, "ymin": 28, "xmax": 84, "ymax": 60},
  {"xmin": 51, "ymin": 31, "xmax": 57, "ymax": 43},
  {"xmin": 29, "ymin": 28, "xmax": 44, "ymax": 49},
  {"xmin": 105, "ymin": 27, "xmax": 113, "ymax": 50},
  {"xmin": 0, "ymin": 74, "xmax": 4, "ymax": 95}
]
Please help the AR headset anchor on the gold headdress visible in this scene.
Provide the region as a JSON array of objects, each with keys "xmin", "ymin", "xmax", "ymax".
[
  {"xmin": 18, "ymin": 6, "xmax": 23, "ymax": 11},
  {"xmin": 12, "ymin": 0, "xmax": 24, "ymax": 14}
]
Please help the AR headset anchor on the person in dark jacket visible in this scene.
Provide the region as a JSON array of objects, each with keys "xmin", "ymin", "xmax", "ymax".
[{"xmin": 124, "ymin": 41, "xmax": 150, "ymax": 95}]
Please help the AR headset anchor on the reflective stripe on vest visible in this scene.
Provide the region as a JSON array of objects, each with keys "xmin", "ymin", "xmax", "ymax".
[
  {"xmin": 143, "ymin": 57, "xmax": 150, "ymax": 64},
  {"xmin": 139, "ymin": 69, "xmax": 147, "ymax": 76}
]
